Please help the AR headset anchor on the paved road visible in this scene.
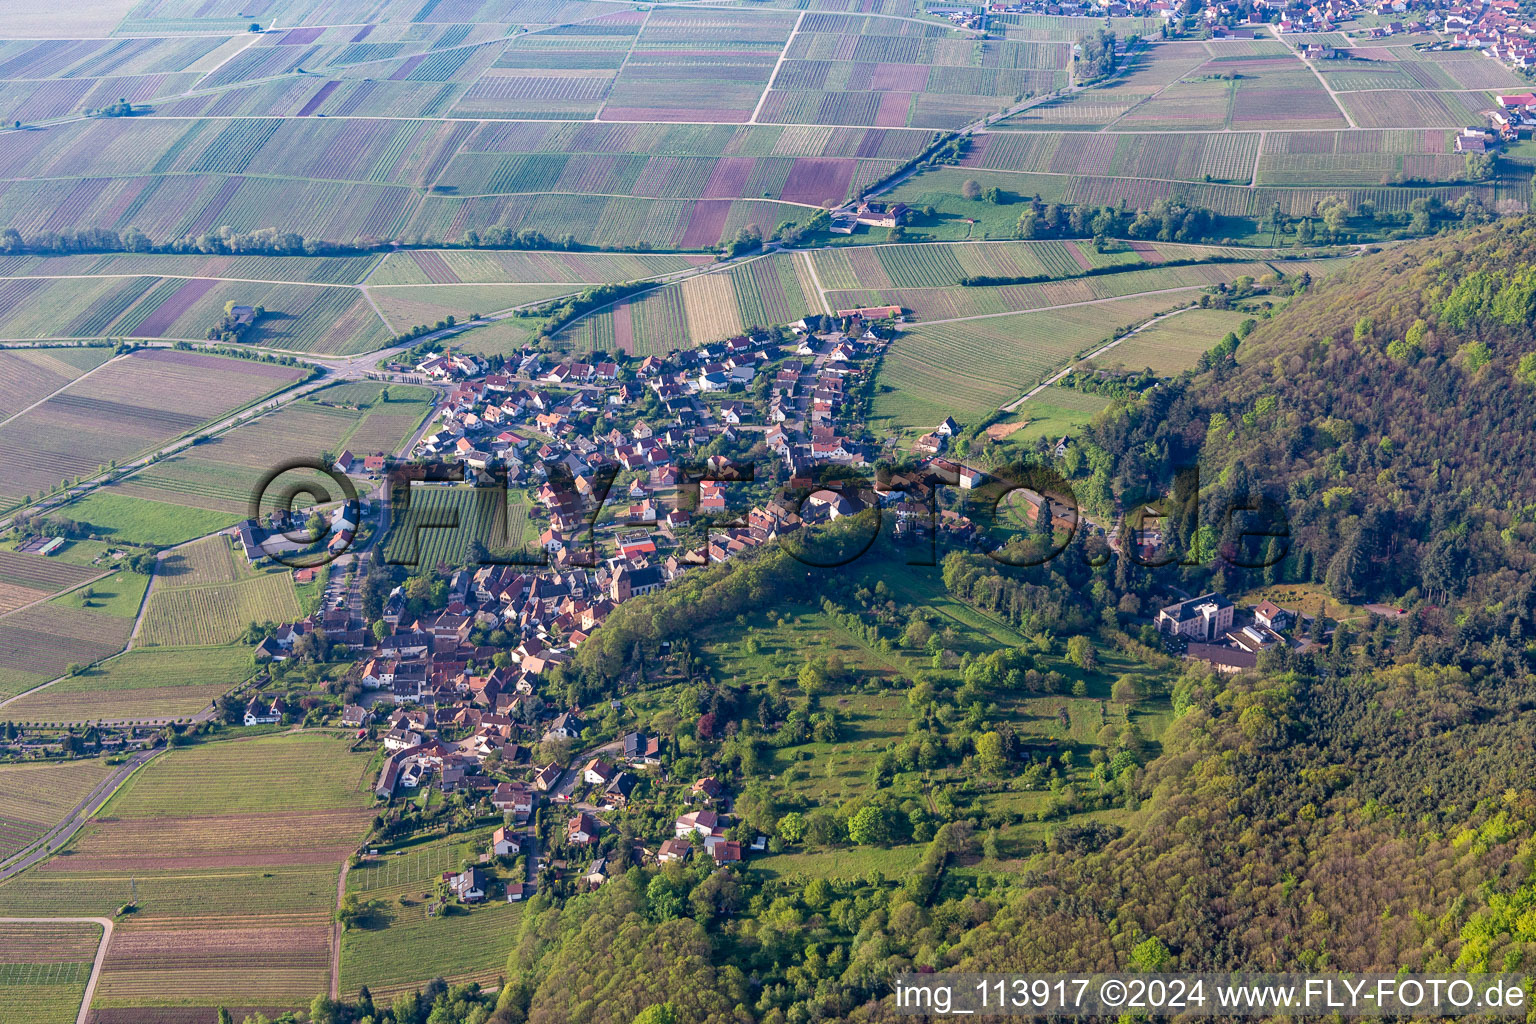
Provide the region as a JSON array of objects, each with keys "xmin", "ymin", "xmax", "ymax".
[
  {"xmin": 0, "ymin": 748, "xmax": 160, "ymax": 882},
  {"xmin": 0, "ymin": 916, "xmax": 115, "ymax": 1024}
]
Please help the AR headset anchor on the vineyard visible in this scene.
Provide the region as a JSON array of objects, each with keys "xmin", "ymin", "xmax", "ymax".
[
  {"xmin": 0, "ymin": 347, "xmax": 115, "ymax": 421},
  {"xmin": 0, "ymin": 349, "xmax": 304, "ymax": 509},
  {"xmin": 563, "ymin": 253, "xmax": 817, "ymax": 353},
  {"xmin": 0, "ymin": 548, "xmax": 102, "ymax": 611},
  {"xmin": 384, "ymin": 484, "xmax": 539, "ymax": 569},
  {"xmin": 976, "ymin": 130, "xmax": 1260, "ymax": 184},
  {"xmin": 0, "ymin": 922, "xmax": 101, "ymax": 1024},
  {"xmin": 367, "ymin": 249, "xmax": 709, "ymax": 287},
  {"xmin": 157, "ymin": 535, "xmax": 241, "ymax": 587},
  {"xmin": 112, "ymin": 382, "xmax": 431, "ymax": 518},
  {"xmin": 0, "ymin": 603, "xmax": 135, "ymax": 699},
  {"xmin": 823, "ymin": 258, "xmax": 1284, "ymax": 322},
  {"xmin": 0, "ymin": 646, "xmax": 256, "ymax": 725},
  {"xmin": 0, "ymin": 737, "xmax": 373, "ymax": 1018},
  {"xmin": 870, "ymin": 291, "xmax": 1189, "ymax": 435},
  {"xmin": 340, "ymin": 900, "xmax": 525, "ymax": 1003},
  {"xmin": 599, "ymin": 9, "xmax": 798, "ymax": 123},
  {"xmin": 1087, "ymin": 307, "xmax": 1253, "ymax": 375},
  {"xmin": 0, "ymin": 758, "xmax": 117, "ymax": 861},
  {"xmin": 136, "ymin": 570, "xmax": 302, "ymax": 648}
]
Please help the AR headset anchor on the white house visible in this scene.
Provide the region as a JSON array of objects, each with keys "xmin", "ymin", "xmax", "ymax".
[{"xmin": 492, "ymin": 826, "xmax": 521, "ymax": 856}]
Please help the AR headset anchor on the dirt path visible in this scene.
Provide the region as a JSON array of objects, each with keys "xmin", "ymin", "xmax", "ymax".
[
  {"xmin": 0, "ymin": 353, "xmax": 124, "ymax": 429},
  {"xmin": 331, "ymin": 859, "xmax": 351, "ymax": 998},
  {"xmin": 0, "ymin": 916, "xmax": 115, "ymax": 1024},
  {"xmin": 999, "ymin": 305, "xmax": 1195, "ymax": 413}
]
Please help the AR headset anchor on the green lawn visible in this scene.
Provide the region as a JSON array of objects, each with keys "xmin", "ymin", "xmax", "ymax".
[
  {"xmin": 61, "ymin": 492, "xmax": 241, "ymax": 546},
  {"xmin": 47, "ymin": 567, "xmax": 149, "ymax": 619}
]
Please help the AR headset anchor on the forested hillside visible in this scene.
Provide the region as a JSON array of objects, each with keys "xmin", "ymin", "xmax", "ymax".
[
  {"xmin": 479, "ymin": 225, "xmax": 1536, "ymax": 1024},
  {"xmin": 1085, "ymin": 220, "xmax": 1536, "ymax": 615}
]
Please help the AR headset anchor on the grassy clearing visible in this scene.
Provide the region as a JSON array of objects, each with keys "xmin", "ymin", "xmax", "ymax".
[
  {"xmin": 47, "ymin": 567, "xmax": 149, "ymax": 619},
  {"xmin": 995, "ymin": 386, "xmax": 1113, "ymax": 447},
  {"xmin": 61, "ymin": 492, "xmax": 241, "ymax": 547},
  {"xmin": 0, "ymin": 646, "xmax": 255, "ymax": 724},
  {"xmin": 1089, "ymin": 308, "xmax": 1251, "ymax": 374}
]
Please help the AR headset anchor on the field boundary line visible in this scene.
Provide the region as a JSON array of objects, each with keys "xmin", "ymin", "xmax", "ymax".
[
  {"xmin": 999, "ymin": 304, "xmax": 1194, "ymax": 413},
  {"xmin": 1250, "ymin": 130, "xmax": 1265, "ymax": 187},
  {"xmin": 0, "ymin": 917, "xmax": 114, "ymax": 1024},
  {"xmin": 362, "ymin": 289, "xmax": 397, "ymax": 335},
  {"xmin": 0, "ymin": 564, "xmax": 119, "ymax": 631},
  {"xmin": 1269, "ymin": 23, "xmax": 1357, "ymax": 129},
  {"xmin": 800, "ymin": 250, "xmax": 833, "ymax": 316},
  {"xmin": 0, "ymin": 352, "xmax": 124, "ymax": 429},
  {"xmin": 750, "ymin": 9, "xmax": 804, "ymax": 125}
]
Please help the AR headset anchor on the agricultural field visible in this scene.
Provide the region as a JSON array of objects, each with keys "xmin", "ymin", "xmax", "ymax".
[
  {"xmin": 367, "ymin": 283, "xmax": 578, "ymax": 332},
  {"xmin": 600, "ymin": 9, "xmax": 798, "ymax": 123},
  {"xmin": 968, "ymin": 130, "xmax": 1260, "ymax": 184},
  {"xmin": 340, "ymin": 832, "xmax": 519, "ymax": 1000},
  {"xmin": 340, "ymin": 900, "xmax": 524, "ymax": 1002},
  {"xmin": 0, "ymin": 645, "xmax": 256, "ymax": 725},
  {"xmin": 821, "ymin": 257, "xmax": 1289, "ymax": 322},
  {"xmin": 0, "ymin": 733, "xmax": 376, "ymax": 1018},
  {"xmin": 136, "ymin": 569, "xmax": 302, "ymax": 648},
  {"xmin": 561, "ymin": 252, "xmax": 821, "ymax": 353},
  {"xmin": 1092, "ymin": 307, "xmax": 1254, "ymax": 374},
  {"xmin": 0, "ymin": 346, "xmax": 116, "ymax": 421},
  {"xmin": 0, "ymin": 921, "xmax": 103, "ymax": 1024},
  {"xmin": 1255, "ymin": 129, "xmax": 1466, "ymax": 186},
  {"xmin": 383, "ymin": 483, "xmax": 540, "ymax": 569},
  {"xmin": 758, "ymin": 13, "xmax": 1068, "ymax": 130},
  {"xmin": 0, "ymin": 601, "xmax": 137, "ymax": 700},
  {"xmin": 156, "ymin": 535, "xmax": 244, "ymax": 588},
  {"xmin": 106, "ymin": 382, "xmax": 434, "ymax": 521},
  {"xmin": 0, "ymin": 758, "xmax": 117, "ymax": 863},
  {"xmin": 368, "ymin": 249, "xmax": 713, "ymax": 287},
  {"xmin": 0, "ymin": 547, "xmax": 106, "ymax": 616},
  {"xmin": 885, "ymin": 165, "xmax": 1507, "ymax": 243},
  {"xmin": 0, "ymin": 273, "xmax": 391, "ymax": 354},
  {"xmin": 869, "ymin": 291, "xmax": 1192, "ymax": 436},
  {"xmin": 0, "ymin": 349, "xmax": 306, "ymax": 512}
]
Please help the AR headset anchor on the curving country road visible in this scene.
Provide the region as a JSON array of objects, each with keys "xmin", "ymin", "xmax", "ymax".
[
  {"xmin": 0, "ymin": 916, "xmax": 115, "ymax": 1024},
  {"xmin": 0, "ymin": 748, "xmax": 161, "ymax": 883}
]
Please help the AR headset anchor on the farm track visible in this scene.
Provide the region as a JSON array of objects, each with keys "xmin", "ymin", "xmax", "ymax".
[
  {"xmin": 999, "ymin": 304, "xmax": 1195, "ymax": 412},
  {"xmin": 0, "ymin": 916, "xmax": 114, "ymax": 1024},
  {"xmin": 750, "ymin": 9, "xmax": 804, "ymax": 125},
  {"xmin": 0, "ymin": 353, "xmax": 124, "ymax": 429},
  {"xmin": 0, "ymin": 749, "xmax": 162, "ymax": 883}
]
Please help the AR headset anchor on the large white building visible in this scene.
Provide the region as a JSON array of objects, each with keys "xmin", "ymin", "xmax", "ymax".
[{"xmin": 1156, "ymin": 593, "xmax": 1234, "ymax": 641}]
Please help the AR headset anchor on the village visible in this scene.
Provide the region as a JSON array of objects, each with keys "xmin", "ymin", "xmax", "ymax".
[
  {"xmin": 192, "ymin": 291, "xmax": 1332, "ymax": 910},
  {"xmin": 222, "ymin": 311, "xmax": 1020, "ymax": 902}
]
